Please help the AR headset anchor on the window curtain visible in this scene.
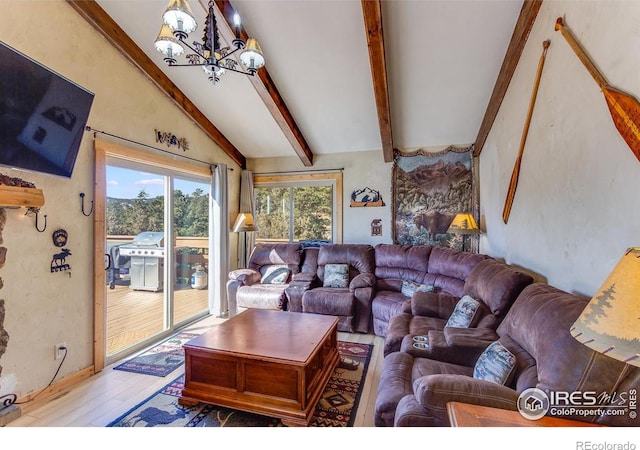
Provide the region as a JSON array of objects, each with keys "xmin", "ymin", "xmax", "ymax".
[
  {"xmin": 237, "ymin": 170, "xmax": 256, "ymax": 268},
  {"xmin": 210, "ymin": 164, "xmax": 229, "ymax": 317}
]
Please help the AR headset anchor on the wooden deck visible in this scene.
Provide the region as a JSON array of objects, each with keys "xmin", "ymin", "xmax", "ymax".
[{"xmin": 106, "ymin": 285, "xmax": 208, "ymax": 356}]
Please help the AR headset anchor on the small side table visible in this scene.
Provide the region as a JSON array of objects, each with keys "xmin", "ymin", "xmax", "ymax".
[{"xmin": 447, "ymin": 402, "xmax": 605, "ymax": 427}]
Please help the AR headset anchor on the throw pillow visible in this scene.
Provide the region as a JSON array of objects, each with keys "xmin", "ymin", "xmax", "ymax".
[
  {"xmin": 473, "ymin": 341, "xmax": 517, "ymax": 385},
  {"xmin": 445, "ymin": 295, "xmax": 481, "ymax": 328},
  {"xmin": 260, "ymin": 265, "xmax": 291, "ymax": 285},
  {"xmin": 401, "ymin": 279, "xmax": 434, "ymax": 297},
  {"xmin": 323, "ymin": 263, "xmax": 349, "ymax": 288}
]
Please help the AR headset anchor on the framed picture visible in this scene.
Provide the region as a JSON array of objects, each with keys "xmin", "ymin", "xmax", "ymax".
[{"xmin": 392, "ymin": 146, "xmax": 475, "ymax": 249}]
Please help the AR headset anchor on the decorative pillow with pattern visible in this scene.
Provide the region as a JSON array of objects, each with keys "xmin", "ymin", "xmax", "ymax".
[
  {"xmin": 323, "ymin": 263, "xmax": 349, "ymax": 288},
  {"xmin": 445, "ymin": 295, "xmax": 481, "ymax": 328},
  {"xmin": 473, "ymin": 341, "xmax": 517, "ymax": 385},
  {"xmin": 260, "ymin": 265, "xmax": 291, "ymax": 285},
  {"xmin": 401, "ymin": 280, "xmax": 434, "ymax": 297}
]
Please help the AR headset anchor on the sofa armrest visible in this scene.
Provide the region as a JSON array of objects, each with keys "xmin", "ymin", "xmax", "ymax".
[
  {"xmin": 412, "ymin": 374, "xmax": 518, "ymax": 424},
  {"xmin": 411, "ymin": 292, "xmax": 459, "ymax": 319},
  {"xmin": 285, "ymin": 278, "xmax": 314, "ymax": 313},
  {"xmin": 443, "ymin": 327, "xmax": 499, "ymax": 348},
  {"xmin": 350, "ymin": 272, "xmax": 375, "ymax": 290},
  {"xmin": 228, "ymin": 268, "xmax": 261, "ymax": 286}
]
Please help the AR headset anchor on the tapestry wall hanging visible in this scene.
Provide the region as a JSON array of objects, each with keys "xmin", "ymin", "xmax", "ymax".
[{"xmin": 392, "ymin": 146, "xmax": 474, "ymax": 249}]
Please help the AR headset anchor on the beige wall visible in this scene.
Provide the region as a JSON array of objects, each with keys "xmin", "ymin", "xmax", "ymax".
[
  {"xmin": 479, "ymin": 0, "xmax": 640, "ymax": 296},
  {"xmin": 248, "ymin": 151, "xmax": 394, "ymax": 245},
  {"xmin": 0, "ymin": 1, "xmax": 241, "ymax": 399}
]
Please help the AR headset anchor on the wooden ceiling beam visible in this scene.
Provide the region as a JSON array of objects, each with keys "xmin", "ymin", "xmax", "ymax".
[
  {"xmin": 66, "ymin": 0, "xmax": 246, "ymax": 169},
  {"xmin": 473, "ymin": 0, "xmax": 543, "ymax": 157},
  {"xmin": 213, "ymin": 0, "xmax": 314, "ymax": 167},
  {"xmin": 361, "ymin": 0, "xmax": 394, "ymax": 163}
]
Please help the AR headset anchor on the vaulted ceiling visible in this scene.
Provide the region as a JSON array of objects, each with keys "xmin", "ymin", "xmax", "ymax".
[{"xmin": 69, "ymin": 0, "xmax": 542, "ymax": 169}]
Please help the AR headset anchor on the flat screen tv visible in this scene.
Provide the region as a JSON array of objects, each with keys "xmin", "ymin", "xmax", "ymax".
[{"xmin": 0, "ymin": 40, "xmax": 94, "ymax": 178}]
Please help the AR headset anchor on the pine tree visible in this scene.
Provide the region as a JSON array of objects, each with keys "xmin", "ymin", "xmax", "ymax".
[{"xmin": 582, "ymin": 283, "xmax": 616, "ymax": 326}]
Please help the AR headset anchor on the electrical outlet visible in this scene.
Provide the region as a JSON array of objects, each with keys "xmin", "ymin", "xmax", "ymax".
[{"xmin": 54, "ymin": 342, "xmax": 66, "ymax": 360}]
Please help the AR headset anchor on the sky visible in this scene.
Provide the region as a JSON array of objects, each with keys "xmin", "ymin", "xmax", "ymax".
[{"xmin": 106, "ymin": 165, "xmax": 209, "ymax": 199}]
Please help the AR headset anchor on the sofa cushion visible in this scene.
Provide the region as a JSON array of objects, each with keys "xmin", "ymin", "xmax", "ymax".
[
  {"xmin": 401, "ymin": 279, "xmax": 433, "ymax": 297},
  {"xmin": 323, "ymin": 263, "xmax": 349, "ymax": 288},
  {"xmin": 374, "ymin": 244, "xmax": 432, "ymax": 290},
  {"xmin": 445, "ymin": 295, "xmax": 481, "ymax": 328},
  {"xmin": 427, "ymin": 246, "xmax": 489, "ymax": 296},
  {"xmin": 462, "ymin": 259, "xmax": 534, "ymax": 318},
  {"xmin": 260, "ymin": 265, "xmax": 291, "ymax": 284},
  {"xmin": 473, "ymin": 341, "xmax": 516, "ymax": 385},
  {"xmin": 248, "ymin": 242, "xmax": 303, "ymax": 274}
]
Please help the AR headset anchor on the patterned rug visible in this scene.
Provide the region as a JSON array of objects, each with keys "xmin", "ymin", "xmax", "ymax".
[
  {"xmin": 112, "ymin": 332, "xmax": 202, "ymax": 377},
  {"xmin": 107, "ymin": 341, "xmax": 373, "ymax": 427}
]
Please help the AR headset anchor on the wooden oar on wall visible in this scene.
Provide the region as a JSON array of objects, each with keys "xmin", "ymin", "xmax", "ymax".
[
  {"xmin": 555, "ymin": 17, "xmax": 640, "ymax": 162},
  {"xmin": 502, "ymin": 40, "xmax": 550, "ymax": 224}
]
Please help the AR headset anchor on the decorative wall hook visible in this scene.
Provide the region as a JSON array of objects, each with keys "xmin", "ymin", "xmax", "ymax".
[
  {"xmin": 80, "ymin": 192, "xmax": 94, "ymax": 216},
  {"xmin": 35, "ymin": 211, "xmax": 47, "ymax": 233},
  {"xmin": 51, "ymin": 248, "xmax": 71, "ymax": 272}
]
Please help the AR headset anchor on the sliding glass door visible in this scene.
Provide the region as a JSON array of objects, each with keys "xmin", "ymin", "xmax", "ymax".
[{"xmin": 104, "ymin": 160, "xmax": 210, "ymax": 363}]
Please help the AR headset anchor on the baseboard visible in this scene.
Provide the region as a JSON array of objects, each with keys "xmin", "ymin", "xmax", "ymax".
[{"xmin": 15, "ymin": 365, "xmax": 95, "ymax": 415}]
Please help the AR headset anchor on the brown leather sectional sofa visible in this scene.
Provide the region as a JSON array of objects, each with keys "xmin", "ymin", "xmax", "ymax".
[
  {"xmin": 227, "ymin": 242, "xmax": 516, "ymax": 335},
  {"xmin": 226, "ymin": 242, "xmax": 640, "ymax": 427}
]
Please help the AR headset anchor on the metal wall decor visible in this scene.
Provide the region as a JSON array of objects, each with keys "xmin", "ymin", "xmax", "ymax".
[
  {"xmin": 51, "ymin": 228, "xmax": 71, "ymax": 272},
  {"xmin": 350, "ymin": 187, "xmax": 385, "ymax": 207},
  {"xmin": 51, "ymin": 248, "xmax": 71, "ymax": 273},
  {"xmin": 155, "ymin": 129, "xmax": 189, "ymax": 152}
]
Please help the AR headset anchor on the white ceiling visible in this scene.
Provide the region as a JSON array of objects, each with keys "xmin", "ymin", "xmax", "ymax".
[{"xmin": 95, "ymin": 0, "xmax": 523, "ymax": 162}]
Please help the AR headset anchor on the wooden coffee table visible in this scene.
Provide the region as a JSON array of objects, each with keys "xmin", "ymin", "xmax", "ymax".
[{"xmin": 179, "ymin": 309, "xmax": 339, "ymax": 426}]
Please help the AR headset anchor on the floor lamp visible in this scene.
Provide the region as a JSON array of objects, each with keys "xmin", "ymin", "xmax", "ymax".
[
  {"xmin": 232, "ymin": 212, "xmax": 256, "ymax": 268},
  {"xmin": 447, "ymin": 213, "xmax": 480, "ymax": 252}
]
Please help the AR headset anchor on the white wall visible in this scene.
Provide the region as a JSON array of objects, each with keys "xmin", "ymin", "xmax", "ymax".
[
  {"xmin": 248, "ymin": 151, "xmax": 394, "ymax": 245},
  {"xmin": 479, "ymin": 0, "xmax": 640, "ymax": 297},
  {"xmin": 0, "ymin": 1, "xmax": 241, "ymax": 399}
]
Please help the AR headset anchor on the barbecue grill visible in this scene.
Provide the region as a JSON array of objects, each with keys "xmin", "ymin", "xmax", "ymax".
[{"xmin": 118, "ymin": 232, "xmax": 165, "ymax": 292}]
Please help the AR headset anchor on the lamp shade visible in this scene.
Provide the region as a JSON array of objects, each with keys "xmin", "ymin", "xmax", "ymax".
[
  {"xmin": 232, "ymin": 212, "xmax": 256, "ymax": 232},
  {"xmin": 154, "ymin": 24, "xmax": 185, "ymax": 57},
  {"xmin": 446, "ymin": 213, "xmax": 480, "ymax": 235},
  {"xmin": 162, "ymin": 0, "xmax": 197, "ymax": 34},
  {"xmin": 570, "ymin": 248, "xmax": 640, "ymax": 367}
]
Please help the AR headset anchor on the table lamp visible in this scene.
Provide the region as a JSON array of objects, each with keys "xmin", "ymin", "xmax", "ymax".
[
  {"xmin": 446, "ymin": 213, "xmax": 480, "ymax": 252},
  {"xmin": 570, "ymin": 248, "xmax": 640, "ymax": 367}
]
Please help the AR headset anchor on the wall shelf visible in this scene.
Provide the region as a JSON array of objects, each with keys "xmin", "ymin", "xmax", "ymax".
[{"xmin": 0, "ymin": 185, "xmax": 45, "ymax": 208}]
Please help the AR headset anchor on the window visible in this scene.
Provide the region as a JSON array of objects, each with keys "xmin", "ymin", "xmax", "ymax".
[{"xmin": 253, "ymin": 172, "xmax": 342, "ymax": 244}]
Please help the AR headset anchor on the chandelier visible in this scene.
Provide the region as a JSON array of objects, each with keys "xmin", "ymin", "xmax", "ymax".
[{"xmin": 154, "ymin": 0, "xmax": 265, "ymax": 84}]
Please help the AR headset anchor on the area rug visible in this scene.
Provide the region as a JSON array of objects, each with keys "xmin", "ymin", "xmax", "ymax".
[
  {"xmin": 112, "ymin": 332, "xmax": 201, "ymax": 377},
  {"xmin": 107, "ymin": 341, "xmax": 372, "ymax": 427}
]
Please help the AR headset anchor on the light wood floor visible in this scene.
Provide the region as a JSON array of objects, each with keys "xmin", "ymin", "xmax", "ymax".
[{"xmin": 8, "ymin": 314, "xmax": 386, "ymax": 427}]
